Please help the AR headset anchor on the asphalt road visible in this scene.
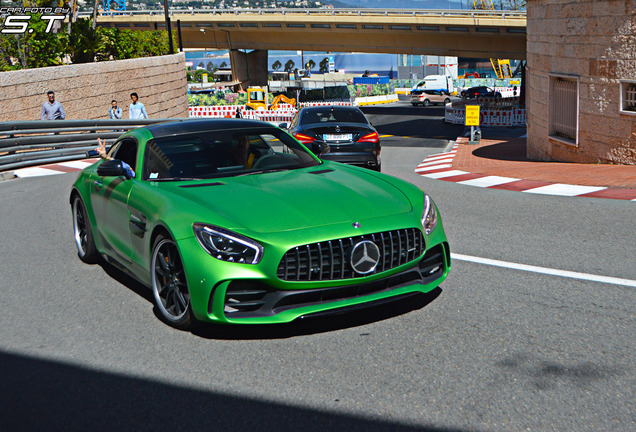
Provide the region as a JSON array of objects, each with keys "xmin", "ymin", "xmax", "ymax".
[{"xmin": 0, "ymin": 102, "xmax": 633, "ymax": 432}]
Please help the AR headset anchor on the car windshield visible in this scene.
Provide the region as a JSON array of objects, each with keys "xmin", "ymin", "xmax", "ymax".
[
  {"xmin": 301, "ymin": 108, "xmax": 368, "ymax": 125},
  {"xmin": 142, "ymin": 127, "xmax": 320, "ymax": 181}
]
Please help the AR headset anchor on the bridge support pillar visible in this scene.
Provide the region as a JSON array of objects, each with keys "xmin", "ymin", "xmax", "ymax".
[{"xmin": 229, "ymin": 49, "xmax": 268, "ymax": 91}]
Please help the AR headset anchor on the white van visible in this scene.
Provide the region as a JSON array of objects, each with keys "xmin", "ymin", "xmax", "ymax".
[{"xmin": 412, "ymin": 75, "xmax": 455, "ymax": 95}]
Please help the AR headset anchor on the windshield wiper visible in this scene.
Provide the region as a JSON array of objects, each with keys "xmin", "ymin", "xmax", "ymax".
[
  {"xmin": 150, "ymin": 177, "xmax": 201, "ymax": 182},
  {"xmin": 236, "ymin": 168, "xmax": 290, "ymax": 177}
]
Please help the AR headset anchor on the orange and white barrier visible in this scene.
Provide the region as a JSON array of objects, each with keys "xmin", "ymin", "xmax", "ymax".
[{"xmin": 188, "ymin": 101, "xmax": 353, "ymax": 120}]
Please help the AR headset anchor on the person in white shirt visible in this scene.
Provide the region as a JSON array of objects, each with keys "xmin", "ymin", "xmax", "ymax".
[
  {"xmin": 109, "ymin": 100, "xmax": 123, "ymax": 119},
  {"xmin": 128, "ymin": 92, "xmax": 148, "ymax": 119}
]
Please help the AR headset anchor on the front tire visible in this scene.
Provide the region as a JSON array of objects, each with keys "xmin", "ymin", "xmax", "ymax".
[
  {"xmin": 151, "ymin": 235, "xmax": 194, "ymax": 330},
  {"xmin": 72, "ymin": 196, "xmax": 99, "ymax": 264}
]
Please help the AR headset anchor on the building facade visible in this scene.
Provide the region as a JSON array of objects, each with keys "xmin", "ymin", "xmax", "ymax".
[{"xmin": 526, "ymin": 0, "xmax": 635, "ymax": 164}]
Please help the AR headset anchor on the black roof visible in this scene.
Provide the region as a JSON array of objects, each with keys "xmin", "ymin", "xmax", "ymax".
[
  {"xmin": 145, "ymin": 118, "xmax": 276, "ymax": 138},
  {"xmin": 299, "ymin": 105, "xmax": 361, "ymax": 113}
]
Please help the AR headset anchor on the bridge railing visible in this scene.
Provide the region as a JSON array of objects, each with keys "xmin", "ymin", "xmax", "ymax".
[
  {"xmin": 0, "ymin": 119, "xmax": 180, "ymax": 172},
  {"xmin": 78, "ymin": 8, "xmax": 526, "ymax": 20}
]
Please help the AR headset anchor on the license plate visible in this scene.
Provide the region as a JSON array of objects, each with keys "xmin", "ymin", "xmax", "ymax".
[{"xmin": 323, "ymin": 134, "xmax": 352, "ymax": 141}]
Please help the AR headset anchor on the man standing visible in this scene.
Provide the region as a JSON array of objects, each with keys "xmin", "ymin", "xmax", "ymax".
[
  {"xmin": 129, "ymin": 92, "xmax": 148, "ymax": 119},
  {"xmin": 109, "ymin": 100, "xmax": 123, "ymax": 119},
  {"xmin": 41, "ymin": 91, "xmax": 66, "ymax": 120}
]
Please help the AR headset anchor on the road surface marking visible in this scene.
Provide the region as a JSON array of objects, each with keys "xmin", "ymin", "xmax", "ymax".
[{"xmin": 452, "ymin": 253, "xmax": 636, "ymax": 287}]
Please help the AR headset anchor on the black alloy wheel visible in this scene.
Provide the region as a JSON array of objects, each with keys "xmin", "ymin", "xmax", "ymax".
[
  {"xmin": 151, "ymin": 235, "xmax": 194, "ymax": 329},
  {"xmin": 72, "ymin": 196, "xmax": 98, "ymax": 263}
]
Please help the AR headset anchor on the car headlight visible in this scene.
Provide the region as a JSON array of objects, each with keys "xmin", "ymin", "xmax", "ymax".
[
  {"xmin": 193, "ymin": 224, "xmax": 263, "ymax": 264},
  {"xmin": 421, "ymin": 194, "xmax": 438, "ymax": 235}
]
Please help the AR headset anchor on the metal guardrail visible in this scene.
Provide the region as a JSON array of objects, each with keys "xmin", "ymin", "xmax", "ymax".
[
  {"xmin": 77, "ymin": 8, "xmax": 526, "ymax": 20},
  {"xmin": 0, "ymin": 119, "xmax": 182, "ymax": 172}
]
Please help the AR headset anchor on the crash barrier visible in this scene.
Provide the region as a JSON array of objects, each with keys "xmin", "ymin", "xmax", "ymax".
[
  {"xmin": 187, "ymin": 101, "xmax": 354, "ymax": 119},
  {"xmin": 445, "ymin": 104, "xmax": 526, "ymax": 126},
  {"xmin": 0, "ymin": 119, "xmax": 182, "ymax": 172}
]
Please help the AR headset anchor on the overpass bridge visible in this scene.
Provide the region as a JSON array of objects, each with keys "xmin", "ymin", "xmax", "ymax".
[
  {"xmin": 93, "ymin": 8, "xmax": 526, "ymax": 59},
  {"xmin": 91, "ymin": 8, "xmax": 526, "ymax": 89}
]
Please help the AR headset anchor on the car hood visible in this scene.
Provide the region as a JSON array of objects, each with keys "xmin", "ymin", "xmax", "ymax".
[{"xmin": 164, "ymin": 165, "xmax": 413, "ymax": 234}]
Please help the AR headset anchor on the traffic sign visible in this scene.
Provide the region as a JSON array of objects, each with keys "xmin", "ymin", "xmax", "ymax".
[{"xmin": 465, "ymin": 105, "xmax": 480, "ymax": 126}]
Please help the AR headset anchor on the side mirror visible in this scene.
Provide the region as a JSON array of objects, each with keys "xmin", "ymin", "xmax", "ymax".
[
  {"xmin": 278, "ymin": 122, "xmax": 288, "ymax": 129},
  {"xmin": 97, "ymin": 159, "xmax": 132, "ymax": 179}
]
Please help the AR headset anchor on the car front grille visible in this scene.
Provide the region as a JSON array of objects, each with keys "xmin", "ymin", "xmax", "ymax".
[
  {"xmin": 277, "ymin": 228, "xmax": 425, "ymax": 281},
  {"xmin": 221, "ymin": 242, "xmax": 449, "ymax": 318}
]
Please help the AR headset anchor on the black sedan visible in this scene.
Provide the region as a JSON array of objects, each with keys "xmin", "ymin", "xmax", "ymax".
[
  {"xmin": 461, "ymin": 86, "xmax": 502, "ymax": 99},
  {"xmin": 283, "ymin": 106, "xmax": 381, "ymax": 171}
]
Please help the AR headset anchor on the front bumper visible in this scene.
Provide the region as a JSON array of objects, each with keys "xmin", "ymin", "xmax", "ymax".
[{"xmin": 182, "ymin": 237, "xmax": 450, "ymax": 325}]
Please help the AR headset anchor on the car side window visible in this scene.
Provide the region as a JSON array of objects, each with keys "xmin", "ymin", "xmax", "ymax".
[
  {"xmin": 290, "ymin": 113, "xmax": 299, "ymax": 129},
  {"xmin": 111, "ymin": 139, "xmax": 138, "ymax": 172}
]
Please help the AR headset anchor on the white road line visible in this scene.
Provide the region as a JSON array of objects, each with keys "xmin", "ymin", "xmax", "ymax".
[
  {"xmin": 417, "ymin": 158, "xmax": 455, "ymax": 167},
  {"xmin": 424, "ymin": 153, "xmax": 457, "ymax": 161},
  {"xmin": 422, "ymin": 170, "xmax": 469, "ymax": 179},
  {"xmin": 13, "ymin": 167, "xmax": 61, "ymax": 177},
  {"xmin": 60, "ymin": 160, "xmax": 94, "ymax": 169},
  {"xmin": 426, "ymin": 151, "xmax": 456, "ymax": 158},
  {"xmin": 458, "ymin": 175, "xmax": 520, "ymax": 187},
  {"xmin": 523, "ymin": 183, "xmax": 607, "ymax": 196},
  {"xmin": 451, "ymin": 253, "xmax": 636, "ymax": 288},
  {"xmin": 415, "ymin": 164, "xmax": 453, "ymax": 172}
]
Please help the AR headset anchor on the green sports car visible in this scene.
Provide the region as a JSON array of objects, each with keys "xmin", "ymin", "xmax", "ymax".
[{"xmin": 70, "ymin": 119, "xmax": 450, "ymax": 329}]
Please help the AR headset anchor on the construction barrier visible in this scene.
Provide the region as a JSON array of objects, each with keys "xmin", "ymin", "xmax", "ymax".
[
  {"xmin": 188, "ymin": 101, "xmax": 354, "ymax": 120},
  {"xmin": 445, "ymin": 105, "xmax": 526, "ymax": 126}
]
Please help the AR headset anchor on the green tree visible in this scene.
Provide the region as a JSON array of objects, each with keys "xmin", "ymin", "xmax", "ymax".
[
  {"xmin": 319, "ymin": 57, "xmax": 329, "ymax": 73},
  {"xmin": 306, "ymin": 59, "xmax": 315, "ymax": 71},
  {"xmin": 284, "ymin": 59, "xmax": 295, "ymax": 73},
  {"xmin": 272, "ymin": 60, "xmax": 282, "ymax": 71},
  {"xmin": 0, "ymin": 13, "xmax": 66, "ymax": 69},
  {"xmin": 67, "ymin": 17, "xmax": 99, "ymax": 64},
  {"xmin": 220, "ymin": 61, "xmax": 228, "ymax": 68}
]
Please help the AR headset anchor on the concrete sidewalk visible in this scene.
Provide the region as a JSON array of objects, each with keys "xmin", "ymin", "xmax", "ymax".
[{"xmin": 416, "ymin": 137, "xmax": 636, "ymax": 201}]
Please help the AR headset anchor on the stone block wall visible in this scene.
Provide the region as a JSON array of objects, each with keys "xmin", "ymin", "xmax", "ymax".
[
  {"xmin": 0, "ymin": 53, "xmax": 188, "ymax": 122},
  {"xmin": 526, "ymin": 0, "xmax": 635, "ymax": 164}
]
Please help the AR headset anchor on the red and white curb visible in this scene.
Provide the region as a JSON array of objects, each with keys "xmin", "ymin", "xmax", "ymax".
[
  {"xmin": 12, "ymin": 159, "xmax": 99, "ymax": 178},
  {"xmin": 415, "ymin": 144, "xmax": 636, "ymax": 201}
]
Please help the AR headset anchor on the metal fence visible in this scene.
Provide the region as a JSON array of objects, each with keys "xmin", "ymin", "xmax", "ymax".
[{"xmin": 0, "ymin": 119, "xmax": 183, "ymax": 172}]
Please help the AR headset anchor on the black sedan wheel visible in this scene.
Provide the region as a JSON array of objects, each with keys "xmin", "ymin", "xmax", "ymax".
[
  {"xmin": 151, "ymin": 235, "xmax": 194, "ymax": 329},
  {"xmin": 72, "ymin": 196, "xmax": 98, "ymax": 264}
]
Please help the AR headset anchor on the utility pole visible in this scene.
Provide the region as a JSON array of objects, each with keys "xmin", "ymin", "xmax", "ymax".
[{"xmin": 163, "ymin": 0, "xmax": 174, "ymax": 54}]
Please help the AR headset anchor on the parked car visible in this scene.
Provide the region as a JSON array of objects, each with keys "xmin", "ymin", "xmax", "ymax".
[
  {"xmin": 411, "ymin": 89, "xmax": 452, "ymax": 107},
  {"xmin": 460, "ymin": 86, "xmax": 502, "ymax": 99},
  {"xmin": 70, "ymin": 119, "xmax": 450, "ymax": 329},
  {"xmin": 283, "ymin": 105, "xmax": 381, "ymax": 171}
]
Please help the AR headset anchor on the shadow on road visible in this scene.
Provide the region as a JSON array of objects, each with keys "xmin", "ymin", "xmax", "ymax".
[{"xmin": 0, "ymin": 348, "xmax": 470, "ymax": 432}]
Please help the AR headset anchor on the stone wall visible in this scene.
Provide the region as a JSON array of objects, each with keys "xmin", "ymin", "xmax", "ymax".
[
  {"xmin": 526, "ymin": 0, "xmax": 635, "ymax": 164},
  {"xmin": 0, "ymin": 53, "xmax": 188, "ymax": 122}
]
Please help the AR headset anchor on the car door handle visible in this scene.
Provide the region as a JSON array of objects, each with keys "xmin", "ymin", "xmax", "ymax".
[{"xmin": 94, "ymin": 180, "xmax": 103, "ymax": 190}]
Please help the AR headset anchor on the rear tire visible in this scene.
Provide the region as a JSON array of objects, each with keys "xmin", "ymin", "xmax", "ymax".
[
  {"xmin": 411, "ymin": 103, "xmax": 418, "ymax": 107},
  {"xmin": 423, "ymin": 99, "xmax": 430, "ymax": 107},
  {"xmin": 72, "ymin": 196, "xmax": 99, "ymax": 264},
  {"xmin": 151, "ymin": 235, "xmax": 195, "ymax": 330}
]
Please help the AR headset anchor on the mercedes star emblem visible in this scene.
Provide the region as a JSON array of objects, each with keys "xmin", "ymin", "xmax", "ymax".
[{"xmin": 350, "ymin": 240, "xmax": 381, "ymax": 275}]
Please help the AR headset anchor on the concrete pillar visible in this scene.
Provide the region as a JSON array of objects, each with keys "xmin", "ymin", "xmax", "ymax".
[{"xmin": 229, "ymin": 49, "xmax": 269, "ymax": 91}]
